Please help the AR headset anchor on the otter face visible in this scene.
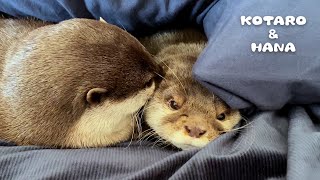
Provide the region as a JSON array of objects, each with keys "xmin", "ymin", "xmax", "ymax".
[
  {"xmin": 145, "ymin": 83, "xmax": 241, "ymax": 150},
  {"xmin": 56, "ymin": 19, "xmax": 163, "ymax": 147},
  {"xmin": 144, "ymin": 49, "xmax": 240, "ymax": 150},
  {"xmin": 1, "ymin": 18, "xmax": 162, "ymax": 148}
]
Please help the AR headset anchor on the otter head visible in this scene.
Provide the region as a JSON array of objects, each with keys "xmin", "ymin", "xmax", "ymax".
[
  {"xmin": 2, "ymin": 18, "xmax": 162, "ymax": 148},
  {"xmin": 144, "ymin": 47, "xmax": 241, "ymax": 150}
]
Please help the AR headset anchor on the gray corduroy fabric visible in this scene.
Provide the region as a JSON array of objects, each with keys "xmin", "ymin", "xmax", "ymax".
[{"xmin": 2, "ymin": 106, "xmax": 319, "ymax": 179}]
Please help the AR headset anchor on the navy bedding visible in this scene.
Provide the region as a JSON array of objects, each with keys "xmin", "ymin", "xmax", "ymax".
[
  {"xmin": 1, "ymin": 0, "xmax": 320, "ymax": 179},
  {"xmin": 194, "ymin": 0, "xmax": 320, "ymax": 110}
]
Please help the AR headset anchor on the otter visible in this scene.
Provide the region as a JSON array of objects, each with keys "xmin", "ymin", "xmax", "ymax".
[
  {"xmin": 0, "ymin": 18, "xmax": 162, "ymax": 148},
  {"xmin": 140, "ymin": 29, "xmax": 241, "ymax": 150}
]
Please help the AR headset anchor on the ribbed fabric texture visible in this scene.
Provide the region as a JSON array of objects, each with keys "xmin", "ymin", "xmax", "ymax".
[
  {"xmin": 0, "ymin": 1, "xmax": 319, "ymax": 179},
  {"xmin": 5, "ymin": 106, "xmax": 320, "ymax": 179}
]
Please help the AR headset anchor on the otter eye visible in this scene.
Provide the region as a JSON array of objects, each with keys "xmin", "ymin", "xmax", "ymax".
[
  {"xmin": 216, "ymin": 113, "xmax": 226, "ymax": 121},
  {"xmin": 145, "ymin": 78, "xmax": 154, "ymax": 88},
  {"xmin": 168, "ymin": 99, "xmax": 179, "ymax": 110}
]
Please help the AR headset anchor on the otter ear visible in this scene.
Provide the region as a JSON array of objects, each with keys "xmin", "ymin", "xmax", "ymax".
[
  {"xmin": 86, "ymin": 88, "xmax": 108, "ymax": 105},
  {"xmin": 99, "ymin": 17, "xmax": 107, "ymax": 23}
]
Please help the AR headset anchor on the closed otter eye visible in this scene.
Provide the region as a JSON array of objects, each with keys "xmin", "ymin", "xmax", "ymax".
[
  {"xmin": 145, "ymin": 78, "xmax": 154, "ymax": 88},
  {"xmin": 168, "ymin": 99, "xmax": 180, "ymax": 110},
  {"xmin": 216, "ymin": 113, "xmax": 226, "ymax": 121}
]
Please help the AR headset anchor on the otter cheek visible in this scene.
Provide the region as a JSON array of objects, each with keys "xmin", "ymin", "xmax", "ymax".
[
  {"xmin": 170, "ymin": 130, "xmax": 189, "ymax": 147},
  {"xmin": 169, "ymin": 131, "xmax": 206, "ymax": 150},
  {"xmin": 126, "ymin": 83, "xmax": 157, "ymax": 115},
  {"xmin": 65, "ymin": 100, "xmax": 135, "ymax": 147},
  {"xmin": 218, "ymin": 111, "xmax": 242, "ymax": 131},
  {"xmin": 190, "ymin": 138, "xmax": 210, "ymax": 148},
  {"xmin": 65, "ymin": 89, "xmax": 154, "ymax": 148}
]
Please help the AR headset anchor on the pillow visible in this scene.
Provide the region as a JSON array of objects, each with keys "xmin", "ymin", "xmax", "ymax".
[{"xmin": 193, "ymin": 0, "xmax": 320, "ymax": 110}]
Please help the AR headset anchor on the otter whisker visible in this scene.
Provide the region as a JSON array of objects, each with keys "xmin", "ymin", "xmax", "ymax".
[
  {"xmin": 135, "ymin": 101, "xmax": 150, "ymax": 139},
  {"xmin": 144, "ymin": 135, "xmax": 159, "ymax": 143},
  {"xmin": 134, "ymin": 111, "xmax": 143, "ymax": 140},
  {"xmin": 140, "ymin": 103, "xmax": 152, "ymax": 116},
  {"xmin": 125, "ymin": 113, "xmax": 136, "ymax": 148},
  {"xmin": 142, "ymin": 131, "xmax": 157, "ymax": 140},
  {"xmin": 131, "ymin": 99, "xmax": 153, "ymax": 145},
  {"xmin": 116, "ymin": 19, "xmax": 127, "ymax": 32},
  {"xmin": 152, "ymin": 139, "xmax": 160, "ymax": 147},
  {"xmin": 240, "ymin": 114, "xmax": 251, "ymax": 124},
  {"xmin": 141, "ymin": 128, "xmax": 154, "ymax": 135},
  {"xmin": 139, "ymin": 130, "xmax": 155, "ymax": 141},
  {"xmin": 126, "ymin": 109, "xmax": 144, "ymax": 148},
  {"xmin": 140, "ymin": 99, "xmax": 166, "ymax": 116},
  {"xmin": 150, "ymin": 134, "xmax": 173, "ymax": 149},
  {"xmin": 159, "ymin": 61, "xmax": 187, "ymax": 96},
  {"xmin": 156, "ymin": 141, "xmax": 168, "ymax": 148},
  {"xmin": 159, "ymin": 142, "xmax": 172, "ymax": 149},
  {"xmin": 232, "ymin": 120, "xmax": 256, "ymax": 154},
  {"xmin": 239, "ymin": 114, "xmax": 256, "ymax": 147},
  {"xmin": 152, "ymin": 137, "xmax": 166, "ymax": 148},
  {"xmin": 140, "ymin": 128, "xmax": 155, "ymax": 136},
  {"xmin": 219, "ymin": 120, "xmax": 254, "ymax": 133},
  {"xmin": 154, "ymin": 71, "xmax": 172, "ymax": 87},
  {"xmin": 154, "ymin": 72, "xmax": 165, "ymax": 80}
]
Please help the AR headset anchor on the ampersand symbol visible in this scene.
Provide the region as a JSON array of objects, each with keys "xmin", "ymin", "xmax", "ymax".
[{"xmin": 269, "ymin": 29, "xmax": 278, "ymax": 39}]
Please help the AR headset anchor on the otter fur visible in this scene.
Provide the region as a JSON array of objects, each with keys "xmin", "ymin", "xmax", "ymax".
[
  {"xmin": 140, "ymin": 29, "xmax": 241, "ymax": 150},
  {"xmin": 0, "ymin": 18, "xmax": 161, "ymax": 148}
]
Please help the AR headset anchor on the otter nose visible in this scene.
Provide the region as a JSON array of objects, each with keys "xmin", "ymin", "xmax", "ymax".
[{"xmin": 184, "ymin": 126, "xmax": 206, "ymax": 138}]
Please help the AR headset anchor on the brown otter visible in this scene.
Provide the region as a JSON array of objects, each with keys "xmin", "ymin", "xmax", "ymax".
[
  {"xmin": 0, "ymin": 18, "xmax": 162, "ymax": 148},
  {"xmin": 140, "ymin": 29, "xmax": 241, "ymax": 150}
]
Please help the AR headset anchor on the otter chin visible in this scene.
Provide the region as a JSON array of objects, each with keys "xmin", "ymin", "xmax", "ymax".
[
  {"xmin": 141, "ymin": 29, "xmax": 241, "ymax": 150},
  {"xmin": 0, "ymin": 18, "xmax": 162, "ymax": 148}
]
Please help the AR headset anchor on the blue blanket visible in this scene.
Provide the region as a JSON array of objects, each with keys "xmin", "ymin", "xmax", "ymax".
[{"xmin": 1, "ymin": 0, "xmax": 320, "ymax": 179}]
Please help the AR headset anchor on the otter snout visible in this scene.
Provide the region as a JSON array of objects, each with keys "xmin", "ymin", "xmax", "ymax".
[
  {"xmin": 184, "ymin": 125, "xmax": 207, "ymax": 138},
  {"xmin": 180, "ymin": 115, "xmax": 221, "ymax": 139}
]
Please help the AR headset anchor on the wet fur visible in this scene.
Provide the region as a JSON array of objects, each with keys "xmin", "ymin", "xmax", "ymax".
[{"xmin": 0, "ymin": 18, "xmax": 161, "ymax": 148}]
